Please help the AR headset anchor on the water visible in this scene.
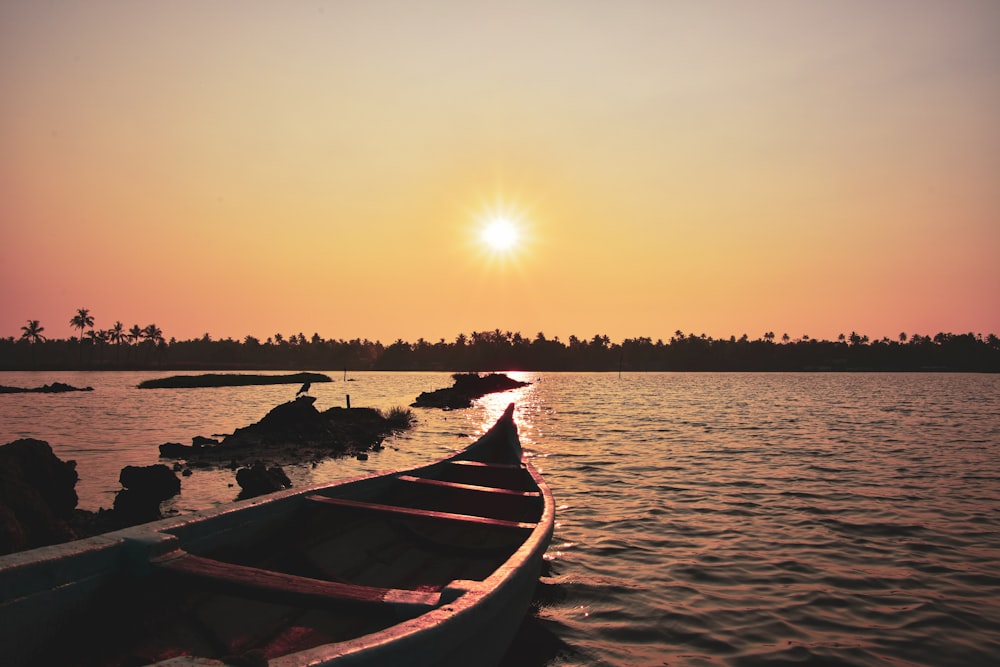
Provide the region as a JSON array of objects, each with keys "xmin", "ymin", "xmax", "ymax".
[{"xmin": 2, "ymin": 371, "xmax": 999, "ymax": 666}]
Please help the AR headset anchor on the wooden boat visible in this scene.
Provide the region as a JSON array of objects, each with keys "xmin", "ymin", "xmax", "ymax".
[{"xmin": 0, "ymin": 403, "xmax": 554, "ymax": 667}]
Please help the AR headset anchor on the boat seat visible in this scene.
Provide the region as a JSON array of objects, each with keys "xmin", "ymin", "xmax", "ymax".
[
  {"xmin": 152, "ymin": 550, "xmax": 441, "ymax": 612},
  {"xmin": 305, "ymin": 494, "xmax": 537, "ymax": 530},
  {"xmin": 394, "ymin": 474, "xmax": 541, "ymax": 498},
  {"xmin": 448, "ymin": 459, "xmax": 525, "ymax": 470}
]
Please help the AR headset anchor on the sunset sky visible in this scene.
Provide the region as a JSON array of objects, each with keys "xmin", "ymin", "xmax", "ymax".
[{"xmin": 2, "ymin": 1, "xmax": 998, "ymax": 344}]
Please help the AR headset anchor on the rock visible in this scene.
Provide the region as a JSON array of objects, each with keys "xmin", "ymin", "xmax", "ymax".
[
  {"xmin": 0, "ymin": 439, "xmax": 80, "ymax": 554},
  {"xmin": 161, "ymin": 437, "xmax": 217, "ymax": 459},
  {"xmin": 113, "ymin": 464, "xmax": 181, "ymax": 526},
  {"xmin": 159, "ymin": 442, "xmax": 193, "ymax": 458},
  {"xmin": 0, "ymin": 506, "xmax": 28, "ymax": 555},
  {"xmin": 119, "ymin": 464, "xmax": 181, "ymax": 497},
  {"xmin": 0, "ymin": 383, "xmax": 93, "ymax": 394},
  {"xmin": 236, "ymin": 463, "xmax": 291, "ymax": 499},
  {"xmin": 411, "ymin": 373, "xmax": 530, "ymax": 409},
  {"xmin": 39, "ymin": 382, "xmax": 94, "ymax": 393},
  {"xmin": 247, "ymin": 395, "xmax": 324, "ymax": 436},
  {"xmin": 158, "ymin": 397, "xmax": 414, "ymax": 472}
]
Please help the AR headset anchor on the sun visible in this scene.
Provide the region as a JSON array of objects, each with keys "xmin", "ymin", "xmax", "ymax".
[
  {"xmin": 465, "ymin": 194, "xmax": 536, "ymax": 267},
  {"xmin": 481, "ymin": 216, "xmax": 520, "ymax": 252}
]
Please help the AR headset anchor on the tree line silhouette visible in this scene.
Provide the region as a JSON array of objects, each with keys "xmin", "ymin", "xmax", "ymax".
[{"xmin": 3, "ymin": 309, "xmax": 999, "ymax": 372}]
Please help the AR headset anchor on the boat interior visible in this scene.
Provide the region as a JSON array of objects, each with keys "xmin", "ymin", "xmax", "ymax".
[{"xmin": 24, "ymin": 457, "xmax": 545, "ymax": 667}]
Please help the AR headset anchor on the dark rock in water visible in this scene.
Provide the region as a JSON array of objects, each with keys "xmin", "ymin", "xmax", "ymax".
[
  {"xmin": 0, "ymin": 438, "xmax": 80, "ymax": 555},
  {"xmin": 246, "ymin": 395, "xmax": 324, "ymax": 436},
  {"xmin": 113, "ymin": 464, "xmax": 181, "ymax": 525},
  {"xmin": 218, "ymin": 396, "xmax": 400, "ymax": 457},
  {"xmin": 119, "ymin": 464, "xmax": 181, "ymax": 497},
  {"xmin": 38, "ymin": 382, "xmax": 94, "ymax": 393},
  {"xmin": 156, "ymin": 397, "xmax": 413, "ymax": 477},
  {"xmin": 356, "ymin": 452, "xmax": 369, "ymax": 461},
  {"xmin": 236, "ymin": 463, "xmax": 291, "ymax": 499},
  {"xmin": 159, "ymin": 442, "xmax": 194, "ymax": 458},
  {"xmin": 160, "ymin": 436, "xmax": 217, "ymax": 459},
  {"xmin": 412, "ymin": 372, "xmax": 530, "ymax": 409},
  {"xmin": 0, "ymin": 382, "xmax": 94, "ymax": 394}
]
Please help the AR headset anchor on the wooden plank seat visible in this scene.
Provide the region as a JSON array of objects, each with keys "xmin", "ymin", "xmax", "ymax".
[
  {"xmin": 153, "ymin": 550, "xmax": 441, "ymax": 612},
  {"xmin": 395, "ymin": 474, "xmax": 542, "ymax": 498},
  {"xmin": 305, "ymin": 495, "xmax": 537, "ymax": 531},
  {"xmin": 448, "ymin": 460, "xmax": 525, "ymax": 470},
  {"xmin": 439, "ymin": 459, "xmax": 535, "ymax": 491}
]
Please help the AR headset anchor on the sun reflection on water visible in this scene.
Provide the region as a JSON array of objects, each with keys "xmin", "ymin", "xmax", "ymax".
[{"xmin": 468, "ymin": 371, "xmax": 540, "ymax": 445}]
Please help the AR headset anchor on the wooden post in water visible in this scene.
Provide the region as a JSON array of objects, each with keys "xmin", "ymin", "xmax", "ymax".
[{"xmin": 346, "ymin": 394, "xmax": 351, "ymax": 409}]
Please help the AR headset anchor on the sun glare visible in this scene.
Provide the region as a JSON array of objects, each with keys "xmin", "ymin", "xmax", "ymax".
[
  {"xmin": 481, "ymin": 217, "xmax": 520, "ymax": 252},
  {"xmin": 466, "ymin": 194, "xmax": 536, "ymax": 269}
]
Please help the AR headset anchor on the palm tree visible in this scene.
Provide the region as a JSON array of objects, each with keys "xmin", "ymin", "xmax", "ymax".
[
  {"xmin": 142, "ymin": 323, "xmax": 163, "ymax": 346},
  {"xmin": 141, "ymin": 324, "xmax": 164, "ymax": 365},
  {"xmin": 128, "ymin": 324, "xmax": 142, "ymax": 345},
  {"xmin": 109, "ymin": 321, "xmax": 125, "ymax": 363},
  {"xmin": 20, "ymin": 320, "xmax": 46, "ymax": 345},
  {"xmin": 70, "ymin": 307, "xmax": 94, "ymax": 339},
  {"xmin": 70, "ymin": 308, "xmax": 95, "ymax": 366},
  {"xmin": 127, "ymin": 324, "xmax": 143, "ymax": 364},
  {"xmin": 20, "ymin": 320, "xmax": 46, "ymax": 366}
]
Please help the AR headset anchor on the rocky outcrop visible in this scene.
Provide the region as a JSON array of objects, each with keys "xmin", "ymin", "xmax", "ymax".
[
  {"xmin": 412, "ymin": 373, "xmax": 530, "ymax": 409},
  {"xmin": 158, "ymin": 396, "xmax": 412, "ymax": 470},
  {"xmin": 159, "ymin": 442, "xmax": 195, "ymax": 458},
  {"xmin": 0, "ymin": 439, "xmax": 79, "ymax": 554},
  {"xmin": 0, "ymin": 382, "xmax": 94, "ymax": 394},
  {"xmin": 112, "ymin": 464, "xmax": 181, "ymax": 526},
  {"xmin": 236, "ymin": 463, "xmax": 292, "ymax": 499},
  {"xmin": 158, "ymin": 435, "xmax": 219, "ymax": 458},
  {"xmin": 0, "ymin": 438, "xmax": 189, "ymax": 553}
]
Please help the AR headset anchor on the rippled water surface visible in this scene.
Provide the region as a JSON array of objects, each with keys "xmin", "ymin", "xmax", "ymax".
[{"xmin": 2, "ymin": 371, "xmax": 999, "ymax": 666}]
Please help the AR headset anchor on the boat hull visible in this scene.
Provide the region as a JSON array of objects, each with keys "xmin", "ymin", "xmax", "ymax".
[{"xmin": 0, "ymin": 404, "xmax": 554, "ymax": 667}]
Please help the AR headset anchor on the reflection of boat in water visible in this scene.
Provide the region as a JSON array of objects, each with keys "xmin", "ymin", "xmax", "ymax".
[{"xmin": 1, "ymin": 404, "xmax": 554, "ymax": 667}]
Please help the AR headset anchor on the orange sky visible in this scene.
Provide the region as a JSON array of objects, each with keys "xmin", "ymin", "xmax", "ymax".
[{"xmin": 2, "ymin": 1, "xmax": 998, "ymax": 344}]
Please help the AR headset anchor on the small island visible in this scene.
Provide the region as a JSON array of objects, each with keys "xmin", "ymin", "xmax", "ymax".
[
  {"xmin": 137, "ymin": 372, "xmax": 332, "ymax": 389},
  {"xmin": 0, "ymin": 382, "xmax": 93, "ymax": 394},
  {"xmin": 412, "ymin": 372, "xmax": 530, "ymax": 409},
  {"xmin": 159, "ymin": 395, "xmax": 414, "ymax": 469}
]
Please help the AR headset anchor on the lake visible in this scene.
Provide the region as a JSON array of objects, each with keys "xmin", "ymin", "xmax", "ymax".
[{"xmin": 2, "ymin": 371, "xmax": 999, "ymax": 666}]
